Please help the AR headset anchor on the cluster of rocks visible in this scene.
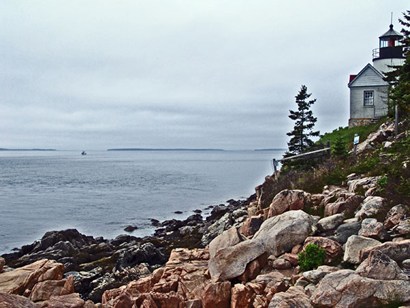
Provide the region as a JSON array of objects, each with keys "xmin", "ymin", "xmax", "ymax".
[
  {"xmin": 100, "ymin": 180, "xmax": 410, "ymax": 307},
  {"xmin": 2, "ymin": 173, "xmax": 408, "ymax": 307},
  {"xmin": 0, "ymin": 198, "xmax": 251, "ymax": 306}
]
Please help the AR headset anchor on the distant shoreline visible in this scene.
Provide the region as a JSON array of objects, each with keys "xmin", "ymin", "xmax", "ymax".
[
  {"xmin": 107, "ymin": 148, "xmax": 285, "ymax": 152},
  {"xmin": 0, "ymin": 148, "xmax": 56, "ymax": 151},
  {"xmin": 254, "ymin": 148, "xmax": 286, "ymax": 152},
  {"xmin": 107, "ymin": 148, "xmax": 225, "ymax": 152}
]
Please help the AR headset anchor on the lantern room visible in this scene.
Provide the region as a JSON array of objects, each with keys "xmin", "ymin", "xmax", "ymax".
[{"xmin": 372, "ymin": 24, "xmax": 405, "ymax": 73}]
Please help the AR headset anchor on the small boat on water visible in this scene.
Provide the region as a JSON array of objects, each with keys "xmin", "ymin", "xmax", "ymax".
[{"xmin": 81, "ymin": 151, "xmax": 87, "ymax": 156}]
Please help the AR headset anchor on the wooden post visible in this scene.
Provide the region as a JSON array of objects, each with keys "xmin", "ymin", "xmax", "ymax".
[{"xmin": 272, "ymin": 159, "xmax": 278, "ymax": 174}]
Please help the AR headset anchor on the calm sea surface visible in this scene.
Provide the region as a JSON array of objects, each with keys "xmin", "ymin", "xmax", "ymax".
[{"xmin": 0, "ymin": 150, "xmax": 283, "ymax": 254}]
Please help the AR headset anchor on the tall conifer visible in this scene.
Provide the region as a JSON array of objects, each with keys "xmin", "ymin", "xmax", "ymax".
[
  {"xmin": 286, "ymin": 85, "xmax": 320, "ymax": 155},
  {"xmin": 385, "ymin": 10, "xmax": 410, "ymax": 118}
]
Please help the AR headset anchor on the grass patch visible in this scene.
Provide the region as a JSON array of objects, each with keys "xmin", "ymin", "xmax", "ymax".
[{"xmin": 318, "ymin": 118, "xmax": 385, "ymax": 151}]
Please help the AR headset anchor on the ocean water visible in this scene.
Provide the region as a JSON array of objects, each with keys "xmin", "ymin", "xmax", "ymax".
[{"xmin": 0, "ymin": 149, "xmax": 283, "ymax": 254}]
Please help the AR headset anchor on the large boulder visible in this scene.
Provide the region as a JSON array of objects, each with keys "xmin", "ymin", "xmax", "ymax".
[
  {"xmin": 311, "ymin": 269, "xmax": 410, "ymax": 307},
  {"xmin": 317, "ymin": 214, "xmax": 345, "ymax": 232},
  {"xmin": 356, "ymin": 250, "xmax": 408, "ymax": 280},
  {"xmin": 252, "ymin": 271, "xmax": 290, "ymax": 296},
  {"xmin": 343, "ymin": 235, "xmax": 381, "ymax": 264},
  {"xmin": 324, "ymin": 195, "xmax": 363, "ymax": 217},
  {"xmin": 201, "ymin": 282, "xmax": 231, "ymax": 308},
  {"xmin": 0, "ymin": 292, "xmax": 36, "ymax": 308},
  {"xmin": 0, "ymin": 257, "xmax": 5, "ymax": 273},
  {"xmin": 360, "ymin": 240, "xmax": 410, "ymax": 263},
  {"xmin": 230, "ymin": 283, "xmax": 255, "ymax": 308},
  {"xmin": 35, "ymin": 293, "xmax": 90, "ymax": 308},
  {"xmin": 209, "ymin": 227, "xmax": 243, "ymax": 259},
  {"xmin": 358, "ymin": 218, "xmax": 388, "ymax": 241},
  {"xmin": 302, "ymin": 265, "xmax": 339, "ymax": 284},
  {"xmin": 29, "ymin": 276, "xmax": 74, "ymax": 302},
  {"xmin": 384, "ymin": 204, "xmax": 410, "ymax": 229},
  {"xmin": 268, "ymin": 286, "xmax": 312, "ymax": 308},
  {"xmin": 268, "ymin": 190, "xmax": 311, "ymax": 217},
  {"xmin": 355, "ymin": 196, "xmax": 388, "ymax": 221},
  {"xmin": 0, "ymin": 259, "xmax": 64, "ymax": 295},
  {"xmin": 208, "ymin": 240, "xmax": 265, "ymax": 281},
  {"xmin": 253, "ymin": 210, "xmax": 315, "ymax": 256},
  {"xmin": 331, "ymin": 219, "xmax": 361, "ymax": 244}
]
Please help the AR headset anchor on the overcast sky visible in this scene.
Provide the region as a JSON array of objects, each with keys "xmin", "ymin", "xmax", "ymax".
[{"xmin": 1, "ymin": 1, "xmax": 408, "ymax": 150}]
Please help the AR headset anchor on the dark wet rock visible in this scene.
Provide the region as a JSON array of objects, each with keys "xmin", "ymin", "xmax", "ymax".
[
  {"xmin": 0, "ymin": 257, "xmax": 5, "ymax": 273},
  {"xmin": 1, "ymin": 229, "xmax": 169, "ymax": 303},
  {"xmin": 110, "ymin": 234, "xmax": 139, "ymax": 246},
  {"xmin": 185, "ymin": 213, "xmax": 203, "ymax": 225},
  {"xmin": 124, "ymin": 225, "xmax": 138, "ymax": 232},
  {"xmin": 0, "ymin": 198, "xmax": 252, "ymax": 303},
  {"xmin": 161, "ymin": 219, "xmax": 185, "ymax": 232},
  {"xmin": 174, "ymin": 211, "xmax": 183, "ymax": 214},
  {"xmin": 206, "ymin": 205, "xmax": 230, "ymax": 222},
  {"xmin": 193, "ymin": 209, "xmax": 202, "ymax": 214},
  {"xmin": 2, "ymin": 229, "xmax": 113, "ymax": 269},
  {"xmin": 115, "ymin": 243, "xmax": 166, "ymax": 270},
  {"xmin": 150, "ymin": 218, "xmax": 161, "ymax": 227}
]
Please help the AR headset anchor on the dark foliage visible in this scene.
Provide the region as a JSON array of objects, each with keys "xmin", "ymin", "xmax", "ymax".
[
  {"xmin": 286, "ymin": 85, "xmax": 320, "ymax": 155},
  {"xmin": 384, "ymin": 10, "xmax": 410, "ymax": 119}
]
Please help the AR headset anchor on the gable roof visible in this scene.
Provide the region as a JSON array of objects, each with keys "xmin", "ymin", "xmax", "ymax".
[{"xmin": 348, "ymin": 63, "xmax": 388, "ymax": 88}]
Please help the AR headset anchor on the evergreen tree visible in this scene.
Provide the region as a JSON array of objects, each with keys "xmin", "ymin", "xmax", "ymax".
[
  {"xmin": 332, "ymin": 135, "xmax": 348, "ymax": 158},
  {"xmin": 385, "ymin": 10, "xmax": 410, "ymax": 118},
  {"xmin": 286, "ymin": 85, "xmax": 320, "ymax": 155}
]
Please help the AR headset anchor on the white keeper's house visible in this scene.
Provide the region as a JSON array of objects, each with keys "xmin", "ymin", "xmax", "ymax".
[{"xmin": 348, "ymin": 23, "xmax": 405, "ymax": 127}]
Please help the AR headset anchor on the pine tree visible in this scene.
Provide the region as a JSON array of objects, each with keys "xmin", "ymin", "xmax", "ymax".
[
  {"xmin": 385, "ymin": 10, "xmax": 410, "ymax": 118},
  {"xmin": 332, "ymin": 135, "xmax": 348, "ymax": 158},
  {"xmin": 286, "ymin": 85, "xmax": 320, "ymax": 155}
]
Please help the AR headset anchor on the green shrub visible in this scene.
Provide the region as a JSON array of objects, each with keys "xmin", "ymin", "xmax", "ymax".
[
  {"xmin": 298, "ymin": 243, "xmax": 326, "ymax": 271},
  {"xmin": 331, "ymin": 135, "xmax": 348, "ymax": 158},
  {"xmin": 376, "ymin": 175, "xmax": 388, "ymax": 193}
]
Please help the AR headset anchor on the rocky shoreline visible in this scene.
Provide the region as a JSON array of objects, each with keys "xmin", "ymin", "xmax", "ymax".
[
  {"xmin": 1, "ymin": 122, "xmax": 410, "ymax": 307},
  {"xmin": 0, "ymin": 197, "xmax": 253, "ymax": 305}
]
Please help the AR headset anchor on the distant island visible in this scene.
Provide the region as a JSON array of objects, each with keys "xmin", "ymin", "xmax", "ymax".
[
  {"xmin": 254, "ymin": 148, "xmax": 286, "ymax": 151},
  {"xmin": 0, "ymin": 148, "xmax": 56, "ymax": 151},
  {"xmin": 107, "ymin": 148, "xmax": 225, "ymax": 152}
]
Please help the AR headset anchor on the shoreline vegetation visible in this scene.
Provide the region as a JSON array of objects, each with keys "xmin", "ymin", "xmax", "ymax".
[{"xmin": 0, "ymin": 120, "xmax": 409, "ymax": 307}]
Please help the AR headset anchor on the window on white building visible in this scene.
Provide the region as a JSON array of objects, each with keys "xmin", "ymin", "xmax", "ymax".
[{"xmin": 363, "ymin": 91, "xmax": 374, "ymax": 106}]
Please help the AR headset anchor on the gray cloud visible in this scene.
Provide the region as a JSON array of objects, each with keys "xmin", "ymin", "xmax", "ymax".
[{"xmin": 0, "ymin": 0, "xmax": 408, "ymax": 149}]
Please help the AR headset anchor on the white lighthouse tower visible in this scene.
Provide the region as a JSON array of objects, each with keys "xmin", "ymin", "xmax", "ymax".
[
  {"xmin": 348, "ymin": 22, "xmax": 405, "ymax": 127},
  {"xmin": 372, "ymin": 23, "xmax": 405, "ymax": 74}
]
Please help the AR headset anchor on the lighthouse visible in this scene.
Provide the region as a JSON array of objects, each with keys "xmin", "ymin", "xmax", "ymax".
[
  {"xmin": 348, "ymin": 23, "xmax": 405, "ymax": 127},
  {"xmin": 372, "ymin": 24, "xmax": 405, "ymax": 74}
]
